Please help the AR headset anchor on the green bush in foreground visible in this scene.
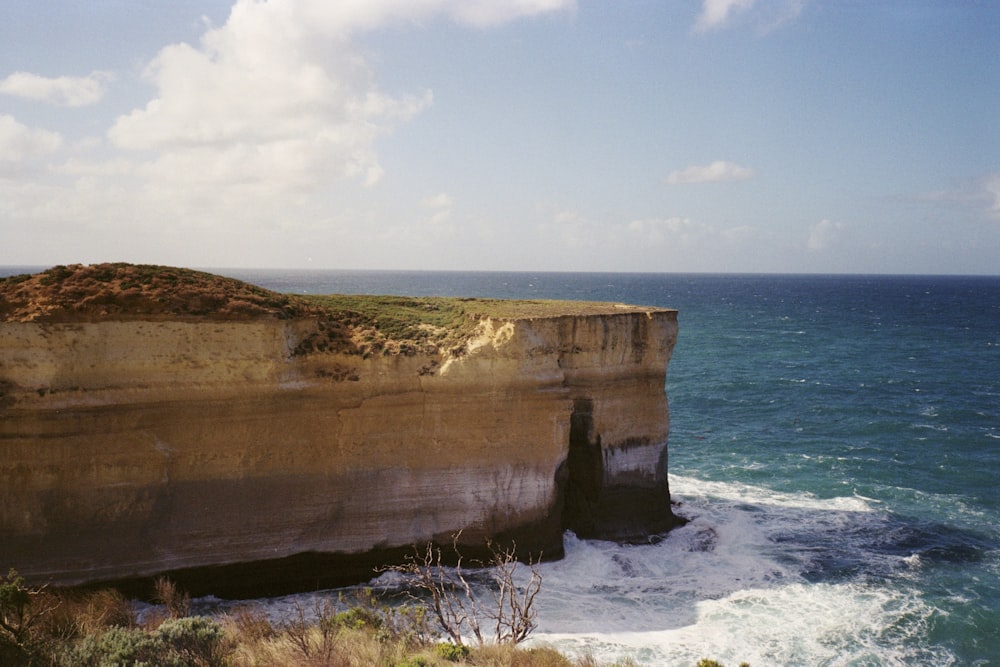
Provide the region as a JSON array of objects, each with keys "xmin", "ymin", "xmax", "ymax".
[
  {"xmin": 156, "ymin": 617, "xmax": 232, "ymax": 666},
  {"xmin": 67, "ymin": 625, "xmax": 167, "ymax": 667},
  {"xmin": 435, "ymin": 641, "xmax": 470, "ymax": 661},
  {"xmin": 56, "ymin": 616, "xmax": 232, "ymax": 667}
]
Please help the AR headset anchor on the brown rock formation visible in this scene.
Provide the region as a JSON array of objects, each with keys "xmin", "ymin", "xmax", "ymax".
[{"xmin": 0, "ymin": 265, "xmax": 681, "ymax": 596}]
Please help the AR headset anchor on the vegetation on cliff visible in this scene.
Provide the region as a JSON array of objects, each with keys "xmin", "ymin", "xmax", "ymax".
[
  {"xmin": 0, "ymin": 264, "xmax": 310, "ymax": 323},
  {"xmin": 0, "ymin": 263, "xmax": 661, "ymax": 357}
]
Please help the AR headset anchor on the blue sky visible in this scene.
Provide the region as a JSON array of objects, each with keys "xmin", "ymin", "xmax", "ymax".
[{"xmin": 1, "ymin": 0, "xmax": 997, "ymax": 274}]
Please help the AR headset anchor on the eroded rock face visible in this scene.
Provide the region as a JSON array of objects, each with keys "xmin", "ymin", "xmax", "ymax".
[{"xmin": 0, "ymin": 306, "xmax": 679, "ymax": 595}]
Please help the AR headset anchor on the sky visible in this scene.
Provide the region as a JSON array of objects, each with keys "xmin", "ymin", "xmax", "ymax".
[{"xmin": 1, "ymin": 0, "xmax": 998, "ymax": 275}]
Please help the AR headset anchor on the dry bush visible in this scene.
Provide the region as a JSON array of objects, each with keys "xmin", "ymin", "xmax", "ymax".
[
  {"xmin": 278, "ymin": 599, "xmax": 348, "ymax": 667},
  {"xmin": 153, "ymin": 577, "xmax": 191, "ymax": 619},
  {"xmin": 339, "ymin": 627, "xmax": 412, "ymax": 666},
  {"xmin": 227, "ymin": 604, "xmax": 276, "ymax": 642},
  {"xmin": 36, "ymin": 587, "xmax": 135, "ymax": 640},
  {"xmin": 488, "ymin": 543, "xmax": 542, "ymax": 645},
  {"xmin": 470, "ymin": 642, "xmax": 574, "ymax": 667},
  {"xmin": 385, "ymin": 534, "xmax": 542, "ymax": 647},
  {"xmin": 223, "ymin": 593, "xmax": 438, "ymax": 667},
  {"xmin": 571, "ymin": 655, "xmax": 599, "ymax": 667}
]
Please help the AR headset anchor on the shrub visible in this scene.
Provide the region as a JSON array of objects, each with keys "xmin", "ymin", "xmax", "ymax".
[
  {"xmin": 40, "ymin": 588, "xmax": 135, "ymax": 641},
  {"xmin": 157, "ymin": 616, "xmax": 233, "ymax": 666},
  {"xmin": 394, "ymin": 658, "xmax": 430, "ymax": 667},
  {"xmin": 333, "ymin": 606, "xmax": 382, "ymax": 631},
  {"xmin": 524, "ymin": 646, "xmax": 576, "ymax": 667},
  {"xmin": 281, "ymin": 600, "xmax": 343, "ymax": 662},
  {"xmin": 0, "ymin": 569, "xmax": 34, "ymax": 647},
  {"xmin": 470, "ymin": 642, "xmax": 576, "ymax": 666},
  {"xmin": 385, "ymin": 534, "xmax": 542, "ymax": 647},
  {"xmin": 0, "ymin": 568, "xmax": 61, "ymax": 663},
  {"xmin": 153, "ymin": 578, "xmax": 191, "ymax": 619},
  {"xmin": 67, "ymin": 625, "xmax": 169, "ymax": 667},
  {"xmin": 227, "ymin": 604, "xmax": 275, "ymax": 642},
  {"xmin": 435, "ymin": 641, "xmax": 470, "ymax": 661}
]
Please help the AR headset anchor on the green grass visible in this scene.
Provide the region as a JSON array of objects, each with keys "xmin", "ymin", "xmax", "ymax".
[
  {"xmin": 298, "ymin": 295, "xmax": 475, "ymax": 345},
  {"xmin": 291, "ymin": 294, "xmax": 659, "ymax": 358}
]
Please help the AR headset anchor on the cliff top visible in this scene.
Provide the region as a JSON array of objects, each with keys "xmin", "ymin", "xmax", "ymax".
[
  {"xmin": 0, "ymin": 264, "xmax": 671, "ymax": 354},
  {"xmin": 0, "ymin": 264, "xmax": 309, "ymax": 322}
]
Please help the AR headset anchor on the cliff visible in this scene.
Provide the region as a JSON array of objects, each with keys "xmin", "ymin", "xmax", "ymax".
[{"xmin": 0, "ymin": 264, "xmax": 681, "ymax": 596}]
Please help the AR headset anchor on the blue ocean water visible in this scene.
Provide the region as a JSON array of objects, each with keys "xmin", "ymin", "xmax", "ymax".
[
  {"xmin": 6, "ymin": 267, "xmax": 999, "ymax": 664},
  {"xmin": 216, "ymin": 270, "xmax": 999, "ymax": 666}
]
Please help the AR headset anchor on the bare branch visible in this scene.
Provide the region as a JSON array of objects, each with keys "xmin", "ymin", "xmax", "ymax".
[{"xmin": 381, "ymin": 535, "xmax": 542, "ymax": 646}]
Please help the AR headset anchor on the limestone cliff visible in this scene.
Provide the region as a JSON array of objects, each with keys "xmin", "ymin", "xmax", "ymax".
[{"xmin": 0, "ymin": 264, "xmax": 680, "ymax": 595}]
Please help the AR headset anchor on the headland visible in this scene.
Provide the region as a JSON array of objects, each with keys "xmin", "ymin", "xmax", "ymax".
[{"xmin": 0, "ymin": 264, "xmax": 681, "ymax": 596}]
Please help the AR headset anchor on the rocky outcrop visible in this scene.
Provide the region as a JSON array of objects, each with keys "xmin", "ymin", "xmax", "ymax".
[{"xmin": 0, "ymin": 266, "xmax": 680, "ymax": 596}]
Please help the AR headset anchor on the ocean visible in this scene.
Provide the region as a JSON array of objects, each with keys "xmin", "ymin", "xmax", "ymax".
[{"xmin": 6, "ymin": 268, "xmax": 1000, "ymax": 665}]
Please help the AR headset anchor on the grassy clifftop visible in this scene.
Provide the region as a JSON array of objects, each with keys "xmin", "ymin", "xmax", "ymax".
[{"xmin": 0, "ymin": 263, "xmax": 665, "ymax": 356}]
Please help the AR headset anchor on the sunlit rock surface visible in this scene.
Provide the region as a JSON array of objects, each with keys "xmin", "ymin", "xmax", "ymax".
[{"xmin": 0, "ymin": 265, "xmax": 680, "ymax": 595}]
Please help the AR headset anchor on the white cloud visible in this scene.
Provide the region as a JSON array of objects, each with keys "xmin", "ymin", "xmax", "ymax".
[
  {"xmin": 665, "ymin": 160, "xmax": 755, "ymax": 185},
  {"xmin": 445, "ymin": 0, "xmax": 576, "ymax": 27},
  {"xmin": 421, "ymin": 192, "xmax": 454, "ymax": 226},
  {"xmin": 268, "ymin": 0, "xmax": 575, "ymax": 32},
  {"xmin": 695, "ymin": 0, "xmax": 755, "ymax": 32},
  {"xmin": 0, "ymin": 115, "xmax": 62, "ymax": 162},
  {"xmin": 52, "ymin": 157, "xmax": 136, "ymax": 178},
  {"xmin": 106, "ymin": 0, "xmax": 572, "ymax": 202},
  {"xmin": 807, "ymin": 218, "xmax": 842, "ymax": 251},
  {"xmin": 422, "ymin": 193, "xmax": 454, "ymax": 209},
  {"xmin": 694, "ymin": 0, "xmax": 804, "ymax": 33},
  {"xmin": 0, "ymin": 71, "xmax": 114, "ymax": 107}
]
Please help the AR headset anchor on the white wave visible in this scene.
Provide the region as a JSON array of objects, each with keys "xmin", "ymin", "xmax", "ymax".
[
  {"xmin": 669, "ymin": 473, "xmax": 875, "ymax": 513},
  {"xmin": 528, "ymin": 475, "xmax": 948, "ymax": 664},
  {"xmin": 533, "ymin": 582, "xmax": 954, "ymax": 666},
  {"xmin": 913, "ymin": 423, "xmax": 949, "ymax": 432},
  {"xmin": 197, "ymin": 474, "xmax": 958, "ymax": 665}
]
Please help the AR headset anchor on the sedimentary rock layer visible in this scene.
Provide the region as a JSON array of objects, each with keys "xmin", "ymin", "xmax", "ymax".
[{"xmin": 1, "ymin": 284, "xmax": 679, "ymax": 594}]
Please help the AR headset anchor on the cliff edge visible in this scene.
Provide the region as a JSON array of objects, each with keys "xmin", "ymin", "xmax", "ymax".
[{"xmin": 0, "ymin": 264, "xmax": 681, "ymax": 596}]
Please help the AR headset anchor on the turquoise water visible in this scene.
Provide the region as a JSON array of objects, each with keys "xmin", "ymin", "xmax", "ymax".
[
  {"xmin": 223, "ymin": 270, "xmax": 998, "ymax": 666},
  {"xmin": 7, "ymin": 267, "xmax": 998, "ymax": 664}
]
